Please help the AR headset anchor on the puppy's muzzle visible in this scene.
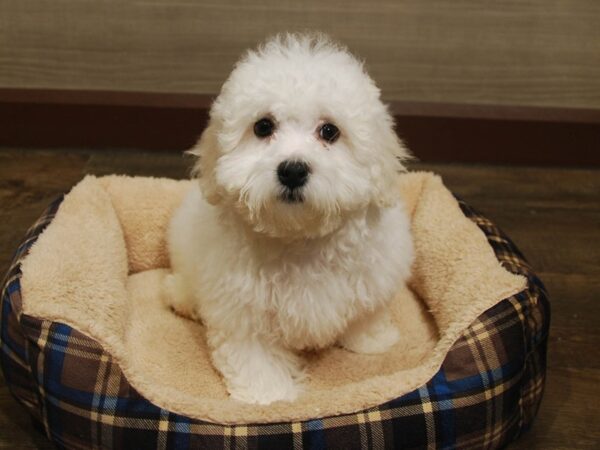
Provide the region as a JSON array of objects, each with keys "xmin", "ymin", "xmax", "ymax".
[{"xmin": 277, "ymin": 160, "xmax": 310, "ymax": 203}]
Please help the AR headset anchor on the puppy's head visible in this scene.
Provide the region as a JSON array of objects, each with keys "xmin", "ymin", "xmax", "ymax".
[{"xmin": 191, "ymin": 33, "xmax": 410, "ymax": 239}]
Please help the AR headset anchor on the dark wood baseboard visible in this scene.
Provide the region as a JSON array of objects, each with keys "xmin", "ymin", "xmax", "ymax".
[{"xmin": 1, "ymin": 88, "xmax": 599, "ymax": 165}]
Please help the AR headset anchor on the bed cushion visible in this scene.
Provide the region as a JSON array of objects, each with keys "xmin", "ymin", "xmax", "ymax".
[{"xmin": 0, "ymin": 173, "xmax": 549, "ymax": 449}]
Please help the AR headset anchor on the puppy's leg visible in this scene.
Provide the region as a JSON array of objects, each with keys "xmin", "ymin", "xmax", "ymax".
[
  {"xmin": 208, "ymin": 331, "xmax": 304, "ymax": 405},
  {"xmin": 162, "ymin": 273, "xmax": 199, "ymax": 320},
  {"xmin": 339, "ymin": 305, "xmax": 400, "ymax": 354}
]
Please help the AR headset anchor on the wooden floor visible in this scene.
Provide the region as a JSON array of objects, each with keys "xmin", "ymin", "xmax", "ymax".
[{"xmin": 0, "ymin": 148, "xmax": 598, "ymax": 449}]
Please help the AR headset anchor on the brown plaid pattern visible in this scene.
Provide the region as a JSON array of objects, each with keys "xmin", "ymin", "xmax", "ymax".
[{"xmin": 1, "ymin": 195, "xmax": 549, "ymax": 449}]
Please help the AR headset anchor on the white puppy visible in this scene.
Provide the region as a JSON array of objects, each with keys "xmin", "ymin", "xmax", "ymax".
[{"xmin": 165, "ymin": 33, "xmax": 414, "ymax": 405}]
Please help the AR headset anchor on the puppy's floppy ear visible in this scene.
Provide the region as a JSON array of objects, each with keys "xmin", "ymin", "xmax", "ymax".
[
  {"xmin": 372, "ymin": 111, "xmax": 412, "ymax": 208},
  {"xmin": 188, "ymin": 120, "xmax": 222, "ymax": 205}
]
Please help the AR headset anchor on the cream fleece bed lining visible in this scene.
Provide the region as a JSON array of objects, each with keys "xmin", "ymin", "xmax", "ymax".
[{"xmin": 20, "ymin": 173, "xmax": 526, "ymax": 424}]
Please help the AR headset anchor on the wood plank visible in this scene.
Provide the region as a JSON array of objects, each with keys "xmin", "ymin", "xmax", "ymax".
[
  {"xmin": 413, "ymin": 163, "xmax": 600, "ymax": 275},
  {"xmin": 543, "ymin": 274, "xmax": 600, "ymax": 334},
  {"xmin": 84, "ymin": 149, "xmax": 190, "ymax": 179},
  {"xmin": 412, "ymin": 163, "xmax": 600, "ymax": 210},
  {"xmin": 0, "ymin": 149, "xmax": 89, "ymax": 276},
  {"xmin": 0, "ymin": 149, "xmax": 598, "ymax": 448},
  {"xmin": 511, "ymin": 368, "xmax": 600, "ymax": 450},
  {"xmin": 0, "ymin": 149, "xmax": 88, "ymax": 207},
  {"xmin": 541, "ymin": 274, "xmax": 600, "ymax": 373},
  {"xmin": 0, "ymin": 372, "xmax": 52, "ymax": 449},
  {"xmin": 466, "ymin": 206, "xmax": 599, "ymax": 276},
  {"xmin": 1, "ymin": 1, "xmax": 599, "ymax": 109}
]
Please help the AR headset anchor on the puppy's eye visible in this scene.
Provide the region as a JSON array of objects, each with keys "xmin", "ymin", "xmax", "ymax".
[
  {"xmin": 319, "ymin": 123, "xmax": 340, "ymax": 143},
  {"xmin": 254, "ymin": 118, "xmax": 275, "ymax": 138}
]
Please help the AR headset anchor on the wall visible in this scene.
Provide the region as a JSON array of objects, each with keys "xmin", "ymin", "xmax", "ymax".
[
  {"xmin": 1, "ymin": 1, "xmax": 599, "ymax": 163},
  {"xmin": 2, "ymin": 0, "xmax": 599, "ymax": 108}
]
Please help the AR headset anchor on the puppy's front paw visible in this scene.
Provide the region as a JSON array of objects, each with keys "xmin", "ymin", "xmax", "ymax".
[
  {"xmin": 210, "ymin": 336, "xmax": 304, "ymax": 405},
  {"xmin": 228, "ymin": 372, "xmax": 301, "ymax": 405},
  {"xmin": 340, "ymin": 308, "xmax": 400, "ymax": 354},
  {"xmin": 163, "ymin": 273, "xmax": 198, "ymax": 320}
]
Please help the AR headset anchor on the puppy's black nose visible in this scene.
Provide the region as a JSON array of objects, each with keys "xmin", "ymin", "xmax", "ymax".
[{"xmin": 277, "ymin": 160, "xmax": 310, "ymax": 189}]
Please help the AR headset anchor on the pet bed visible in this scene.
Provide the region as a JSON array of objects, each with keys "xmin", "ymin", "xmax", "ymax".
[{"xmin": 1, "ymin": 173, "xmax": 549, "ymax": 449}]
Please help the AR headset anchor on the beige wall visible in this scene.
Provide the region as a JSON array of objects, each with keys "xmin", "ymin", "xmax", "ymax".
[{"xmin": 1, "ymin": 0, "xmax": 599, "ymax": 109}]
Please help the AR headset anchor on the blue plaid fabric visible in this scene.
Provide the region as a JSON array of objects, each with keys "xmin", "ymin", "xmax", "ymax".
[{"xmin": 1, "ymin": 195, "xmax": 549, "ymax": 449}]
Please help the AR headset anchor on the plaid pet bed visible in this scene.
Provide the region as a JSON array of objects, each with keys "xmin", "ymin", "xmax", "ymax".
[{"xmin": 1, "ymin": 196, "xmax": 549, "ymax": 450}]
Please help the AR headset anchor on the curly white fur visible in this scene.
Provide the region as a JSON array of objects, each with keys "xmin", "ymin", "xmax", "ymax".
[{"xmin": 166, "ymin": 33, "xmax": 414, "ymax": 405}]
